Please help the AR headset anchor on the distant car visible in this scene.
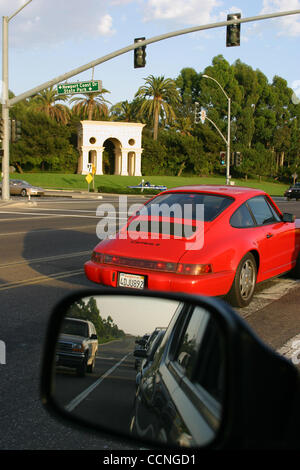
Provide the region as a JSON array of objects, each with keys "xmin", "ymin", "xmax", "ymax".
[
  {"xmin": 0, "ymin": 179, "xmax": 45, "ymax": 197},
  {"xmin": 85, "ymin": 185, "xmax": 300, "ymax": 307},
  {"xmin": 134, "ymin": 334, "xmax": 150, "ymax": 370},
  {"xmin": 135, "ymin": 328, "xmax": 166, "ymax": 389},
  {"xmin": 284, "ymin": 183, "xmax": 300, "ymax": 200},
  {"xmin": 56, "ymin": 317, "xmax": 98, "ymax": 377}
]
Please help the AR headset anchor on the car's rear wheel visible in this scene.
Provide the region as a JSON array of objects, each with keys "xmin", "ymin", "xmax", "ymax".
[{"xmin": 227, "ymin": 253, "xmax": 257, "ymax": 308}]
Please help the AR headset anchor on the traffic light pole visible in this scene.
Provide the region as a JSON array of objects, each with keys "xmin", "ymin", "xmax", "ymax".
[
  {"xmin": 1, "ymin": 1, "xmax": 33, "ymax": 201},
  {"xmin": 1, "ymin": 15, "xmax": 9, "ymax": 201}
]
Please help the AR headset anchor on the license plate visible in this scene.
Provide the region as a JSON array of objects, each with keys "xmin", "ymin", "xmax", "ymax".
[{"xmin": 118, "ymin": 273, "xmax": 145, "ymax": 289}]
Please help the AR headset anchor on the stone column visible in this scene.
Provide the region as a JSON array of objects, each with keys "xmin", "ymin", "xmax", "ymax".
[
  {"xmin": 81, "ymin": 146, "xmax": 90, "ymax": 174},
  {"xmin": 134, "ymin": 149, "xmax": 142, "ymax": 176},
  {"xmin": 95, "ymin": 147, "xmax": 104, "ymax": 175},
  {"xmin": 120, "ymin": 149, "xmax": 129, "ymax": 176}
]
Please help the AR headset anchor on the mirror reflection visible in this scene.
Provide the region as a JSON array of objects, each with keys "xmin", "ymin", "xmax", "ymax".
[{"xmin": 53, "ymin": 295, "xmax": 224, "ymax": 447}]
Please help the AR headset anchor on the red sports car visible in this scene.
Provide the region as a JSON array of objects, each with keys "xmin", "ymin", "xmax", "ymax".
[{"xmin": 84, "ymin": 186, "xmax": 300, "ymax": 307}]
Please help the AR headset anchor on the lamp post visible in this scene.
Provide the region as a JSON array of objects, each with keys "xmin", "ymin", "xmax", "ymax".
[
  {"xmin": 202, "ymin": 74, "xmax": 231, "ymax": 185},
  {"xmin": 1, "ymin": 0, "xmax": 33, "ymax": 201}
]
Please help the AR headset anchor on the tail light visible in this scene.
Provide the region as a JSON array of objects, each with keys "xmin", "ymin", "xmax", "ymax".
[{"xmin": 91, "ymin": 252, "xmax": 212, "ymax": 275}]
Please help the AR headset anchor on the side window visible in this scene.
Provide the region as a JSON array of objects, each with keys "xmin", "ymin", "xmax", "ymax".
[
  {"xmin": 174, "ymin": 307, "xmax": 210, "ymax": 380},
  {"xmin": 230, "ymin": 203, "xmax": 255, "ymax": 228},
  {"xmin": 247, "ymin": 196, "xmax": 280, "ymax": 226},
  {"xmin": 173, "ymin": 306, "xmax": 224, "ymax": 403}
]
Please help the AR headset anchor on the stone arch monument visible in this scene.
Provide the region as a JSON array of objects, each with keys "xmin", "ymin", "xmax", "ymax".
[{"xmin": 77, "ymin": 121, "xmax": 145, "ymax": 176}]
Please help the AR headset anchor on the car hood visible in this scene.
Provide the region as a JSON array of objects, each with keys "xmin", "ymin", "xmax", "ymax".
[
  {"xmin": 58, "ymin": 333, "xmax": 86, "ymax": 343},
  {"xmin": 96, "ymin": 216, "xmax": 212, "ymax": 264}
]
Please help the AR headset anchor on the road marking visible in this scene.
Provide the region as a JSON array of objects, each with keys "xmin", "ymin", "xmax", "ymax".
[
  {"xmin": 0, "ymin": 210, "xmax": 128, "ymax": 220},
  {"xmin": 0, "ymin": 268, "xmax": 84, "ymax": 291},
  {"xmin": 0, "ymin": 250, "xmax": 91, "ymax": 269},
  {"xmin": 65, "ymin": 353, "xmax": 131, "ymax": 413},
  {"xmin": 0, "ymin": 225, "xmax": 96, "ymax": 237},
  {"xmin": 236, "ymin": 278, "xmax": 300, "ymax": 319},
  {"xmin": 277, "ymin": 334, "xmax": 300, "ymax": 364}
]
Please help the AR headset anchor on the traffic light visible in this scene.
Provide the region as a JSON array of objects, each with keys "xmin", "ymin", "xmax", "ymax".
[
  {"xmin": 134, "ymin": 37, "xmax": 146, "ymax": 68},
  {"xmin": 15, "ymin": 120, "xmax": 21, "ymax": 141},
  {"xmin": 10, "ymin": 120, "xmax": 22, "ymax": 143},
  {"xmin": 0, "ymin": 119, "xmax": 3, "ymax": 140},
  {"xmin": 194, "ymin": 102, "xmax": 200, "ymax": 124},
  {"xmin": 220, "ymin": 151, "xmax": 226, "ymax": 165},
  {"xmin": 226, "ymin": 13, "xmax": 241, "ymax": 47},
  {"xmin": 11, "ymin": 119, "xmax": 16, "ymax": 143},
  {"xmin": 234, "ymin": 151, "xmax": 242, "ymax": 166}
]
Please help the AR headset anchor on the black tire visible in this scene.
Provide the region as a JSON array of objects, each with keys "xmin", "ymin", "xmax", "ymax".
[
  {"xmin": 76, "ymin": 358, "xmax": 87, "ymax": 377},
  {"xmin": 20, "ymin": 189, "xmax": 27, "ymax": 197},
  {"xmin": 227, "ymin": 253, "xmax": 257, "ymax": 308},
  {"xmin": 292, "ymin": 253, "xmax": 300, "ymax": 279}
]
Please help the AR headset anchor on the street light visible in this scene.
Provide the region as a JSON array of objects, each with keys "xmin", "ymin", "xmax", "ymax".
[
  {"xmin": 202, "ymin": 74, "xmax": 231, "ymax": 185},
  {"xmin": 1, "ymin": 0, "xmax": 33, "ymax": 201}
]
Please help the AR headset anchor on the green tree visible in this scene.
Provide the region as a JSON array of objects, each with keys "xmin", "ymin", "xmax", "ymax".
[
  {"xmin": 135, "ymin": 75, "xmax": 181, "ymax": 140},
  {"xmin": 29, "ymin": 86, "xmax": 70, "ymax": 124},
  {"xmin": 70, "ymin": 89, "xmax": 111, "ymax": 120}
]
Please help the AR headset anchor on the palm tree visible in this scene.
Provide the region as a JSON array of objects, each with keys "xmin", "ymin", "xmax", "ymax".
[
  {"xmin": 110, "ymin": 98, "xmax": 143, "ymax": 122},
  {"xmin": 30, "ymin": 86, "xmax": 70, "ymax": 124},
  {"xmin": 135, "ymin": 75, "xmax": 181, "ymax": 140},
  {"xmin": 69, "ymin": 89, "xmax": 111, "ymax": 120}
]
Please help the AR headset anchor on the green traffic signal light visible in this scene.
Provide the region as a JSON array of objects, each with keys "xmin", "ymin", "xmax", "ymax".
[
  {"xmin": 226, "ymin": 13, "xmax": 241, "ymax": 47},
  {"xmin": 134, "ymin": 37, "xmax": 146, "ymax": 68}
]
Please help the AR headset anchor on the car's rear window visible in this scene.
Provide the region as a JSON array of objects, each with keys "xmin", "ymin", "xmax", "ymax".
[{"xmin": 141, "ymin": 192, "xmax": 233, "ymax": 222}]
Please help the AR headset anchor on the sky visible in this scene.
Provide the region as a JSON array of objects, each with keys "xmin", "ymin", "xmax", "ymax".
[
  {"xmin": 1, "ymin": 0, "xmax": 300, "ymax": 107},
  {"xmin": 92, "ymin": 295, "xmax": 180, "ymax": 336}
]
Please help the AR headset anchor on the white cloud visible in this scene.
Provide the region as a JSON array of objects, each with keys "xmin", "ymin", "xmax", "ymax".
[
  {"xmin": 0, "ymin": 0, "xmax": 118, "ymax": 48},
  {"xmin": 142, "ymin": 0, "xmax": 222, "ymax": 25},
  {"xmin": 98, "ymin": 14, "xmax": 116, "ymax": 36},
  {"xmin": 260, "ymin": 0, "xmax": 300, "ymax": 36}
]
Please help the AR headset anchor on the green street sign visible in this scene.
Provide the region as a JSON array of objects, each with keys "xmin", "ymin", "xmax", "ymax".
[{"xmin": 57, "ymin": 80, "xmax": 102, "ymax": 95}]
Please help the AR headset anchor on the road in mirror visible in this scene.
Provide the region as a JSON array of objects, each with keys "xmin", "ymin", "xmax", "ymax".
[{"xmin": 53, "ymin": 294, "xmax": 225, "ymax": 447}]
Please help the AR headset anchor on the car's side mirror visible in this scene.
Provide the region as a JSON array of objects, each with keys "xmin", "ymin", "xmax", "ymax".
[
  {"xmin": 282, "ymin": 212, "xmax": 295, "ymax": 223},
  {"xmin": 90, "ymin": 334, "xmax": 98, "ymax": 340},
  {"xmin": 133, "ymin": 348, "xmax": 148, "ymax": 358},
  {"xmin": 41, "ymin": 288, "xmax": 300, "ymax": 450}
]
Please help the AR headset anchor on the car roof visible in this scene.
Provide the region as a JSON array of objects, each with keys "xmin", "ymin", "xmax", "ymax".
[{"xmin": 163, "ymin": 185, "xmax": 266, "ymax": 197}]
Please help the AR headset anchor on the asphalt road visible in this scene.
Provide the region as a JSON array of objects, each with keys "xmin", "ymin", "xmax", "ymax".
[{"xmin": 0, "ymin": 194, "xmax": 299, "ymax": 450}]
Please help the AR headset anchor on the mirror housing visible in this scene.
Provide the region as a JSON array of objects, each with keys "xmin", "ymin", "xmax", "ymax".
[
  {"xmin": 282, "ymin": 212, "xmax": 295, "ymax": 223},
  {"xmin": 41, "ymin": 288, "xmax": 300, "ymax": 450}
]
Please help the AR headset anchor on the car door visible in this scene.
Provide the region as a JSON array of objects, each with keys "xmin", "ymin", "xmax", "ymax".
[
  {"xmin": 162, "ymin": 305, "xmax": 222, "ymax": 446},
  {"xmin": 246, "ymin": 196, "xmax": 296, "ymax": 279}
]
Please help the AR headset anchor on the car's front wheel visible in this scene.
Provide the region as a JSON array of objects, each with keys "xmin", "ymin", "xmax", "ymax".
[{"xmin": 227, "ymin": 253, "xmax": 257, "ymax": 308}]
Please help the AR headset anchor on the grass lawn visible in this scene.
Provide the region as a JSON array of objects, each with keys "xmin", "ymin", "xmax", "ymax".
[{"xmin": 16, "ymin": 172, "xmax": 289, "ymax": 196}]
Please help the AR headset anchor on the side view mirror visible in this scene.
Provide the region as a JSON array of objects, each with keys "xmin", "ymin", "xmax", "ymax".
[
  {"xmin": 41, "ymin": 288, "xmax": 300, "ymax": 450},
  {"xmin": 133, "ymin": 348, "xmax": 148, "ymax": 358},
  {"xmin": 282, "ymin": 212, "xmax": 295, "ymax": 223}
]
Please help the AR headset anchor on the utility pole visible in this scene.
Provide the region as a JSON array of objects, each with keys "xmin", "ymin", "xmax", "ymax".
[{"xmin": 1, "ymin": 0, "xmax": 33, "ymax": 201}]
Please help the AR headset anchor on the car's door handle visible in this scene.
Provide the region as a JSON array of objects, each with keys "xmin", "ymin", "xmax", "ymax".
[{"xmin": 266, "ymin": 233, "xmax": 273, "ymax": 238}]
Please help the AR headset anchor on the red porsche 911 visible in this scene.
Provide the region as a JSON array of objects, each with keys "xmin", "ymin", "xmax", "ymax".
[{"xmin": 84, "ymin": 186, "xmax": 300, "ymax": 307}]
